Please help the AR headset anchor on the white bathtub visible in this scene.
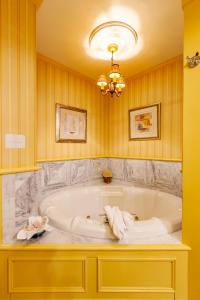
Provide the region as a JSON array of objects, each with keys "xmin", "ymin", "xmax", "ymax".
[{"xmin": 40, "ymin": 184, "xmax": 182, "ymax": 243}]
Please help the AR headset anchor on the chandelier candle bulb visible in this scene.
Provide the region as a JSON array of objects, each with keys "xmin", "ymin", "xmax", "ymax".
[
  {"xmin": 116, "ymin": 76, "xmax": 126, "ymax": 89},
  {"xmin": 97, "ymin": 74, "xmax": 107, "ymax": 88},
  {"xmin": 117, "ymin": 87, "xmax": 122, "ymax": 92},
  {"xmin": 109, "ymin": 64, "xmax": 121, "ymax": 79}
]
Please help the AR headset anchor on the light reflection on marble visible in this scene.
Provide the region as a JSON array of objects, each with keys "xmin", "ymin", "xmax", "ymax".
[
  {"xmin": 44, "ymin": 162, "xmax": 68, "ymax": 186},
  {"xmin": 89, "ymin": 158, "xmax": 108, "ymax": 179},
  {"xmin": 2, "ymin": 158, "xmax": 182, "ymax": 243},
  {"xmin": 70, "ymin": 159, "xmax": 89, "ymax": 185}
]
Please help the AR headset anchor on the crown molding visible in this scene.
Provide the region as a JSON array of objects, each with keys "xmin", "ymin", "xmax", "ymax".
[
  {"xmin": 31, "ymin": 0, "xmax": 43, "ymax": 8},
  {"xmin": 182, "ymin": 0, "xmax": 200, "ymax": 8}
]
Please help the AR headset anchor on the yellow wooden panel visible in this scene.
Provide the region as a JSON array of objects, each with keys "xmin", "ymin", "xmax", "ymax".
[
  {"xmin": 0, "ymin": 247, "xmax": 188, "ymax": 300},
  {"xmin": 98, "ymin": 258, "xmax": 175, "ymax": 293},
  {"xmin": 8, "ymin": 256, "xmax": 87, "ymax": 293}
]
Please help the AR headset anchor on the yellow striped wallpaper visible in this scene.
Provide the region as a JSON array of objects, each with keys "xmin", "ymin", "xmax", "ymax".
[
  {"xmin": 0, "ymin": 0, "xmax": 37, "ymax": 170},
  {"xmin": 108, "ymin": 56, "xmax": 183, "ymax": 161},
  {"xmin": 37, "ymin": 55, "xmax": 108, "ymax": 161}
]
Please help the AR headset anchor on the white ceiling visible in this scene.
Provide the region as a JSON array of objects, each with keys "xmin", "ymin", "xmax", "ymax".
[{"xmin": 36, "ymin": 0, "xmax": 183, "ymax": 80}]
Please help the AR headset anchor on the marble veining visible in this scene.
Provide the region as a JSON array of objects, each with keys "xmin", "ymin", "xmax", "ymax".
[
  {"xmin": 70, "ymin": 159, "xmax": 90, "ymax": 184},
  {"xmin": 1, "ymin": 157, "xmax": 182, "ymax": 243},
  {"xmin": 108, "ymin": 158, "xmax": 182, "ymax": 196},
  {"xmin": 44, "ymin": 162, "xmax": 68, "ymax": 186},
  {"xmin": 89, "ymin": 158, "xmax": 108, "ymax": 179},
  {"xmin": 125, "ymin": 159, "xmax": 154, "ymax": 185},
  {"xmin": 2, "ymin": 172, "xmax": 41, "ymax": 243},
  {"xmin": 152, "ymin": 161, "xmax": 182, "ymax": 196},
  {"xmin": 108, "ymin": 158, "xmax": 125, "ymax": 180}
]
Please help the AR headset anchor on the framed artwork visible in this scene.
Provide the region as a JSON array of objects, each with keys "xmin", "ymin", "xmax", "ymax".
[
  {"xmin": 56, "ymin": 103, "xmax": 87, "ymax": 143},
  {"xmin": 129, "ymin": 103, "xmax": 161, "ymax": 140}
]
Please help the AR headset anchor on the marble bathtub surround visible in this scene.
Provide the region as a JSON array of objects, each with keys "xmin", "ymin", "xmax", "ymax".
[
  {"xmin": 2, "ymin": 171, "xmax": 41, "ymax": 243},
  {"xmin": 39, "ymin": 158, "xmax": 108, "ymax": 189},
  {"xmin": 2, "ymin": 157, "xmax": 182, "ymax": 243},
  {"xmin": 108, "ymin": 158, "xmax": 182, "ymax": 196}
]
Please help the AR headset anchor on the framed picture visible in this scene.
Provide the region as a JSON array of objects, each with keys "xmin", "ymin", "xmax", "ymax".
[
  {"xmin": 56, "ymin": 104, "xmax": 87, "ymax": 143},
  {"xmin": 129, "ymin": 103, "xmax": 161, "ymax": 140}
]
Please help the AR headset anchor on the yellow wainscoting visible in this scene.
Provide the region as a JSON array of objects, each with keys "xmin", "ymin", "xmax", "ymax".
[
  {"xmin": 0, "ymin": 245, "xmax": 189, "ymax": 300},
  {"xmin": 8, "ymin": 256, "xmax": 87, "ymax": 293},
  {"xmin": 97, "ymin": 258, "xmax": 175, "ymax": 293}
]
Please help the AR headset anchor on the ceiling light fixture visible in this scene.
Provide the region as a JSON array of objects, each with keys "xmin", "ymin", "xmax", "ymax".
[
  {"xmin": 97, "ymin": 43, "xmax": 125, "ymax": 97},
  {"xmin": 89, "ymin": 21, "xmax": 138, "ymax": 97},
  {"xmin": 88, "ymin": 21, "xmax": 138, "ymax": 60}
]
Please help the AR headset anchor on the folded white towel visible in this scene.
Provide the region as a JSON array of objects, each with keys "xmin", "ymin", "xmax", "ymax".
[{"xmin": 104, "ymin": 205, "xmax": 134, "ymax": 240}]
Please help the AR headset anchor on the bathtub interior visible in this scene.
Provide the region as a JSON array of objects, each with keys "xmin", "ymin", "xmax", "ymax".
[
  {"xmin": 40, "ymin": 185, "xmax": 181, "ymax": 220},
  {"xmin": 39, "ymin": 184, "xmax": 182, "ymax": 244}
]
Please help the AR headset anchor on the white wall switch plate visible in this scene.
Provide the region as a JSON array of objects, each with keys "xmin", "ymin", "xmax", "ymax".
[{"xmin": 5, "ymin": 134, "xmax": 26, "ymax": 149}]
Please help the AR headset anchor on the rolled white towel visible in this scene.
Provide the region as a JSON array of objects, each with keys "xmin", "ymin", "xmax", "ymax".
[
  {"xmin": 160, "ymin": 215, "xmax": 182, "ymax": 233},
  {"xmin": 122, "ymin": 211, "xmax": 134, "ymax": 227},
  {"xmin": 104, "ymin": 206, "xmax": 134, "ymax": 240}
]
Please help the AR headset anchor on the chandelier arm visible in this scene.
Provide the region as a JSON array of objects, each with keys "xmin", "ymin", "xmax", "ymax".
[
  {"xmin": 115, "ymin": 87, "xmax": 122, "ymax": 97},
  {"xmin": 115, "ymin": 89, "xmax": 119, "ymax": 97},
  {"xmin": 101, "ymin": 89, "xmax": 108, "ymax": 96}
]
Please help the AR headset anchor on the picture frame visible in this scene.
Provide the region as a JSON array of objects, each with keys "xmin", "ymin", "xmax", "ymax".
[
  {"xmin": 129, "ymin": 103, "xmax": 161, "ymax": 140},
  {"xmin": 56, "ymin": 103, "xmax": 87, "ymax": 143}
]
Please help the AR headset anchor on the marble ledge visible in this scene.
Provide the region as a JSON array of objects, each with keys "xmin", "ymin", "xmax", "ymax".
[{"xmin": 0, "ymin": 166, "xmax": 42, "ymax": 175}]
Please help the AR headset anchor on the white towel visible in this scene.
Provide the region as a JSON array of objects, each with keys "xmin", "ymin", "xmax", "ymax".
[{"xmin": 104, "ymin": 206, "xmax": 134, "ymax": 240}]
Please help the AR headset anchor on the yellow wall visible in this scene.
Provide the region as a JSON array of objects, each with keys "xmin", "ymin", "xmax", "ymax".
[
  {"xmin": 37, "ymin": 55, "xmax": 183, "ymax": 162},
  {"xmin": 182, "ymin": 1, "xmax": 200, "ymax": 299},
  {"xmin": 108, "ymin": 56, "xmax": 183, "ymax": 161},
  {"xmin": 0, "ymin": 0, "xmax": 37, "ymax": 171},
  {"xmin": 37, "ymin": 55, "xmax": 108, "ymax": 162}
]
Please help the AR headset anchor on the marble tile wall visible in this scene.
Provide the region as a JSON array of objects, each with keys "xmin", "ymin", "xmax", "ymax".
[
  {"xmin": 108, "ymin": 158, "xmax": 182, "ymax": 197},
  {"xmin": 1, "ymin": 157, "xmax": 182, "ymax": 243},
  {"xmin": 2, "ymin": 158, "xmax": 108, "ymax": 243},
  {"xmin": 39, "ymin": 158, "xmax": 108, "ymax": 189},
  {"xmin": 2, "ymin": 172, "xmax": 40, "ymax": 243}
]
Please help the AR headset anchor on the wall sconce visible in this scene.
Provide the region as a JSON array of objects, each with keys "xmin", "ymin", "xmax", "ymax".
[{"xmin": 186, "ymin": 52, "xmax": 200, "ymax": 68}]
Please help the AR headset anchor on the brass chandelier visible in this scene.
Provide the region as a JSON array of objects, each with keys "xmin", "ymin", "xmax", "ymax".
[
  {"xmin": 89, "ymin": 21, "xmax": 138, "ymax": 97},
  {"xmin": 97, "ymin": 43, "xmax": 125, "ymax": 97}
]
